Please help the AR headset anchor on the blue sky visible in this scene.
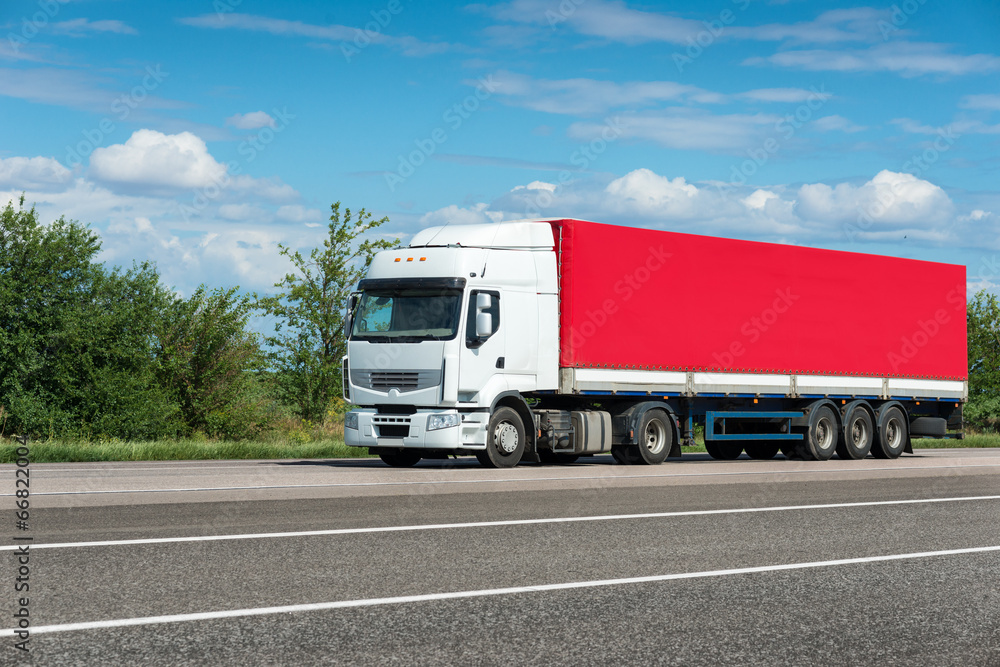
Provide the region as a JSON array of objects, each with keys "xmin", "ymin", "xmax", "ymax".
[{"xmin": 2, "ymin": 0, "xmax": 999, "ymax": 296}]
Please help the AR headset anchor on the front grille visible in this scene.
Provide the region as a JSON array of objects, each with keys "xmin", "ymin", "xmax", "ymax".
[
  {"xmin": 373, "ymin": 415, "xmax": 411, "ymax": 439},
  {"xmin": 372, "ymin": 372, "xmax": 419, "ymax": 391},
  {"xmin": 351, "ymin": 369, "xmax": 442, "ymax": 392}
]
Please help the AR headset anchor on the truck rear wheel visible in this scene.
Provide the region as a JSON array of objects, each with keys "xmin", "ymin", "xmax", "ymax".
[
  {"xmin": 744, "ymin": 443, "xmax": 779, "ymax": 460},
  {"xmin": 476, "ymin": 407, "xmax": 525, "ymax": 468},
  {"xmin": 611, "ymin": 410, "xmax": 672, "ymax": 465},
  {"xmin": 636, "ymin": 410, "xmax": 672, "ymax": 464},
  {"xmin": 872, "ymin": 405, "xmax": 907, "ymax": 459},
  {"xmin": 837, "ymin": 402, "xmax": 874, "ymax": 460},
  {"xmin": 378, "ymin": 449, "xmax": 422, "ymax": 467},
  {"xmin": 705, "ymin": 442, "xmax": 742, "ymax": 460},
  {"xmin": 793, "ymin": 405, "xmax": 838, "ymax": 461}
]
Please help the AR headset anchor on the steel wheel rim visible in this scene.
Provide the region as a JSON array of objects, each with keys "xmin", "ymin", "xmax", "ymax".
[
  {"xmin": 851, "ymin": 417, "xmax": 868, "ymax": 447},
  {"xmin": 645, "ymin": 419, "xmax": 666, "ymax": 455},
  {"xmin": 494, "ymin": 422, "xmax": 519, "ymax": 454},
  {"xmin": 816, "ymin": 416, "xmax": 834, "ymax": 450},
  {"xmin": 886, "ymin": 417, "xmax": 902, "ymax": 449}
]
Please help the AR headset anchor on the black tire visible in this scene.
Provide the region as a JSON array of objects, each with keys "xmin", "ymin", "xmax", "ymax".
[
  {"xmin": 378, "ymin": 449, "xmax": 421, "ymax": 467},
  {"xmin": 872, "ymin": 405, "xmax": 908, "ymax": 459},
  {"xmin": 796, "ymin": 405, "xmax": 838, "ymax": 461},
  {"xmin": 909, "ymin": 417, "xmax": 947, "ymax": 438},
  {"xmin": 611, "ymin": 445, "xmax": 638, "ymax": 465},
  {"xmin": 745, "ymin": 443, "xmax": 780, "ymax": 460},
  {"xmin": 635, "ymin": 410, "xmax": 672, "ymax": 465},
  {"xmin": 705, "ymin": 441, "xmax": 743, "ymax": 460},
  {"xmin": 538, "ymin": 450, "xmax": 580, "ymax": 465},
  {"xmin": 837, "ymin": 402, "xmax": 874, "ymax": 460},
  {"xmin": 476, "ymin": 406, "xmax": 526, "ymax": 468}
]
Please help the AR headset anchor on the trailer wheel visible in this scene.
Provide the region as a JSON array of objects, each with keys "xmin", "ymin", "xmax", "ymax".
[
  {"xmin": 836, "ymin": 402, "xmax": 874, "ymax": 460},
  {"xmin": 476, "ymin": 407, "xmax": 525, "ymax": 468},
  {"xmin": 705, "ymin": 441, "xmax": 742, "ymax": 460},
  {"xmin": 378, "ymin": 450, "xmax": 422, "ymax": 467},
  {"xmin": 744, "ymin": 443, "xmax": 779, "ymax": 460},
  {"xmin": 872, "ymin": 405, "xmax": 907, "ymax": 459},
  {"xmin": 800, "ymin": 405, "xmax": 838, "ymax": 461}
]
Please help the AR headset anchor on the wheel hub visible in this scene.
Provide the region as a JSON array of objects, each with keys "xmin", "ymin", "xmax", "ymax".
[{"xmin": 495, "ymin": 422, "xmax": 519, "ymax": 454}]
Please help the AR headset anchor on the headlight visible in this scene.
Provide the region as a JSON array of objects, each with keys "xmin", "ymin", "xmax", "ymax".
[
  {"xmin": 344, "ymin": 412, "xmax": 359, "ymax": 430},
  {"xmin": 427, "ymin": 413, "xmax": 460, "ymax": 431}
]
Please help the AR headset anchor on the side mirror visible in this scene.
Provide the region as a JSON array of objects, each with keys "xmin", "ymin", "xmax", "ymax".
[
  {"xmin": 344, "ymin": 293, "xmax": 360, "ymax": 338},
  {"xmin": 476, "ymin": 293, "xmax": 492, "ymax": 310},
  {"xmin": 475, "ymin": 312, "xmax": 493, "ymax": 337}
]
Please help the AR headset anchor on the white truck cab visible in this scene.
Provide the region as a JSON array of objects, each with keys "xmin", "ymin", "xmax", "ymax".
[{"xmin": 343, "ymin": 221, "xmax": 560, "ymax": 466}]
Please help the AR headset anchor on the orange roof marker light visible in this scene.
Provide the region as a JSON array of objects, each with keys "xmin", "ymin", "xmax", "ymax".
[{"xmin": 393, "ymin": 258, "xmax": 401, "ymax": 262}]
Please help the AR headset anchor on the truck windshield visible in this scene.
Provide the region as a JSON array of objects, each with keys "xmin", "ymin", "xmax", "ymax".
[{"xmin": 351, "ymin": 288, "xmax": 463, "ymax": 342}]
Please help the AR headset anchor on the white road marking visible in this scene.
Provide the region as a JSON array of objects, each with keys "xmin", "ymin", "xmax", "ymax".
[
  {"xmin": 11, "ymin": 462, "xmax": 1000, "ymax": 497},
  {"xmin": 3, "ymin": 544, "xmax": 999, "ymax": 638},
  {"xmin": 3, "ymin": 494, "xmax": 999, "ymax": 552}
]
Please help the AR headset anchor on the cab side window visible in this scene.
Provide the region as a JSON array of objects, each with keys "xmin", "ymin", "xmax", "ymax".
[{"xmin": 466, "ymin": 290, "xmax": 500, "ymax": 347}]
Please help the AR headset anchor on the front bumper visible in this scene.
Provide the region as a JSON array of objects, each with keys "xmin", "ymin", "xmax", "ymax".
[{"xmin": 345, "ymin": 409, "xmax": 489, "ymax": 450}]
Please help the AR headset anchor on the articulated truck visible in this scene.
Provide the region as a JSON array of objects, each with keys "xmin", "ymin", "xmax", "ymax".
[{"xmin": 343, "ymin": 219, "xmax": 967, "ymax": 468}]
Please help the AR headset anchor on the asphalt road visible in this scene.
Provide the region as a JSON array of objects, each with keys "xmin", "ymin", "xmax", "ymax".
[{"xmin": 3, "ymin": 449, "xmax": 1000, "ymax": 665}]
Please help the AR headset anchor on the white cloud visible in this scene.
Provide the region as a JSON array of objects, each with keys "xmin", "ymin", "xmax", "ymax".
[
  {"xmin": 960, "ymin": 94, "xmax": 1000, "ymax": 111},
  {"xmin": 737, "ymin": 88, "xmax": 828, "ymax": 103},
  {"xmin": 89, "ymin": 130, "xmax": 227, "ymax": 189},
  {"xmin": 489, "ymin": 4, "xmax": 888, "ymax": 46},
  {"xmin": 603, "ymin": 169, "xmax": 700, "ymax": 217},
  {"xmin": 276, "ymin": 204, "xmax": 324, "ymax": 223},
  {"xmin": 742, "ymin": 189, "xmax": 780, "ymax": 210},
  {"xmin": 569, "ymin": 109, "xmax": 780, "ymax": 152},
  {"xmin": 417, "ymin": 167, "xmax": 984, "ymax": 250},
  {"xmin": 218, "ymin": 203, "xmax": 271, "ymax": 221},
  {"xmin": 0, "ymin": 157, "xmax": 73, "ymax": 190},
  {"xmin": 813, "ymin": 115, "xmax": 867, "ymax": 133},
  {"xmin": 419, "ymin": 203, "xmax": 502, "ymax": 226},
  {"xmin": 511, "ymin": 181, "xmax": 556, "ymax": 192},
  {"xmin": 486, "ymin": 71, "xmax": 719, "ymax": 115},
  {"xmin": 226, "ymin": 111, "xmax": 276, "ymax": 129},
  {"xmin": 178, "ymin": 13, "xmax": 451, "ymax": 57},
  {"xmin": 746, "ymin": 41, "xmax": 1000, "ymax": 77},
  {"xmin": 893, "ymin": 117, "xmax": 1000, "ymax": 136},
  {"xmin": 728, "ymin": 8, "xmax": 890, "ymax": 44},
  {"xmin": 51, "ymin": 19, "xmax": 138, "ymax": 36},
  {"xmin": 484, "ymin": 72, "xmax": 828, "ymax": 117},
  {"xmin": 795, "ymin": 170, "xmax": 953, "ymax": 228},
  {"xmin": 486, "ymin": 0, "xmax": 703, "ymax": 45}
]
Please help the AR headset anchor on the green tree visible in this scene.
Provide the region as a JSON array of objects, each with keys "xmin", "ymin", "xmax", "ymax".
[
  {"xmin": 0, "ymin": 196, "xmax": 180, "ymax": 439},
  {"xmin": 966, "ymin": 290, "xmax": 1000, "ymax": 431},
  {"xmin": 258, "ymin": 202, "xmax": 397, "ymax": 420},
  {"xmin": 157, "ymin": 286, "xmax": 271, "ymax": 439}
]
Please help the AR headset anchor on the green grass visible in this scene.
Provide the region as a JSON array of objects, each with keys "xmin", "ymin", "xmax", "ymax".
[
  {"xmin": 0, "ymin": 437, "xmax": 370, "ymax": 464},
  {"xmin": 910, "ymin": 434, "xmax": 1000, "ymax": 448}
]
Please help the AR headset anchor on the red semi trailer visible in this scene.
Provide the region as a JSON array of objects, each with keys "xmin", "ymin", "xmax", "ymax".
[{"xmin": 344, "ymin": 219, "xmax": 967, "ymax": 467}]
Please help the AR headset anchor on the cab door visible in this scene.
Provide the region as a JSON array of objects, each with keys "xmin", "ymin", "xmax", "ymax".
[{"xmin": 458, "ymin": 290, "xmax": 505, "ymax": 398}]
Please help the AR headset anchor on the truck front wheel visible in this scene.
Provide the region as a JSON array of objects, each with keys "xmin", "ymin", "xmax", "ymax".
[
  {"xmin": 477, "ymin": 407, "xmax": 525, "ymax": 468},
  {"xmin": 378, "ymin": 449, "xmax": 422, "ymax": 467}
]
